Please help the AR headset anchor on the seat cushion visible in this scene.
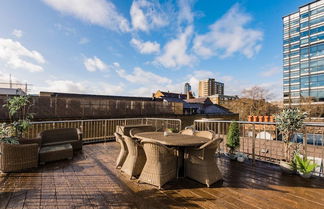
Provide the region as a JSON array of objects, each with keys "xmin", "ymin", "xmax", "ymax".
[
  {"xmin": 40, "ymin": 144, "xmax": 72, "ymax": 154},
  {"xmin": 42, "ymin": 140, "xmax": 77, "ymax": 147},
  {"xmin": 39, "ymin": 144, "xmax": 73, "ymax": 164}
]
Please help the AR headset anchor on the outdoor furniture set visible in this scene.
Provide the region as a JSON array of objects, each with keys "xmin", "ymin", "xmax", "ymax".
[
  {"xmin": 0, "ymin": 128, "xmax": 82, "ymax": 172},
  {"xmin": 115, "ymin": 127, "xmax": 223, "ymax": 189}
]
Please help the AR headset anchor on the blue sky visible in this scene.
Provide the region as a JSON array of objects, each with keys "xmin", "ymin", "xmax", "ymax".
[{"xmin": 0, "ymin": 0, "xmax": 311, "ymax": 100}]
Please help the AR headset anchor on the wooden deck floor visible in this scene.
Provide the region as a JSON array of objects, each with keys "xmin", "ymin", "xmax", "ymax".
[{"xmin": 1, "ymin": 142, "xmax": 324, "ymax": 209}]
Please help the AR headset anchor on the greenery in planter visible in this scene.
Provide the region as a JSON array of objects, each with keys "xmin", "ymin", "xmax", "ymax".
[
  {"xmin": 167, "ymin": 128, "xmax": 176, "ymax": 133},
  {"xmin": 226, "ymin": 122, "xmax": 240, "ymax": 155},
  {"xmin": 3, "ymin": 95, "xmax": 33, "ymax": 138},
  {"xmin": 295, "ymin": 154, "xmax": 318, "ymax": 176},
  {"xmin": 275, "ymin": 108, "xmax": 307, "ymax": 162},
  {"xmin": 0, "ymin": 123, "xmax": 19, "ymax": 144}
]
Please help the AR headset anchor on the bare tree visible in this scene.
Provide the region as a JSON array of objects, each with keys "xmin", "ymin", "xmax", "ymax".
[{"xmin": 224, "ymin": 86, "xmax": 280, "ymax": 120}]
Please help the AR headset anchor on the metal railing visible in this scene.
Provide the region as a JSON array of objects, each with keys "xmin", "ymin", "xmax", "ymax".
[
  {"xmin": 24, "ymin": 118, "xmax": 181, "ymax": 143},
  {"xmin": 194, "ymin": 119, "xmax": 324, "ymax": 176}
]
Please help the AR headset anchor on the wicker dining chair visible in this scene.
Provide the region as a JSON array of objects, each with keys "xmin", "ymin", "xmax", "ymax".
[
  {"xmin": 139, "ymin": 139, "xmax": 177, "ymax": 189},
  {"xmin": 114, "ymin": 132, "xmax": 128, "ymax": 169},
  {"xmin": 179, "ymin": 128, "xmax": 194, "ymax": 136},
  {"xmin": 194, "ymin": 130, "xmax": 215, "ymax": 140},
  {"xmin": 185, "ymin": 138, "xmax": 223, "ymax": 187},
  {"xmin": 130, "ymin": 127, "xmax": 155, "ymax": 138},
  {"xmin": 121, "ymin": 136, "xmax": 146, "ymax": 179}
]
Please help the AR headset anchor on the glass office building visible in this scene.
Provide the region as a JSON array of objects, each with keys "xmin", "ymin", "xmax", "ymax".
[{"xmin": 283, "ymin": 0, "xmax": 324, "ymax": 105}]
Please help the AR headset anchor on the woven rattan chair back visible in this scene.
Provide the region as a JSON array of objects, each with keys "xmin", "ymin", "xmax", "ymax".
[
  {"xmin": 130, "ymin": 127, "xmax": 155, "ymax": 138},
  {"xmin": 121, "ymin": 136, "xmax": 146, "ymax": 178},
  {"xmin": 139, "ymin": 139, "xmax": 177, "ymax": 189},
  {"xmin": 114, "ymin": 132, "xmax": 128, "ymax": 169},
  {"xmin": 185, "ymin": 138, "xmax": 223, "ymax": 187},
  {"xmin": 179, "ymin": 129, "xmax": 194, "ymax": 136},
  {"xmin": 194, "ymin": 131, "xmax": 215, "ymax": 140}
]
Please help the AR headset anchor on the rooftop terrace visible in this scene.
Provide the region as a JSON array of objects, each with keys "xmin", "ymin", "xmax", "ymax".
[{"xmin": 1, "ymin": 142, "xmax": 324, "ymax": 209}]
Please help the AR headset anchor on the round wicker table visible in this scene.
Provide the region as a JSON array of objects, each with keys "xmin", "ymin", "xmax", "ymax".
[{"xmin": 134, "ymin": 132, "xmax": 210, "ymax": 177}]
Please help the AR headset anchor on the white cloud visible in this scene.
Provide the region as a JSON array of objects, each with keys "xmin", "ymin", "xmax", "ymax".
[
  {"xmin": 84, "ymin": 56, "xmax": 108, "ymax": 72},
  {"xmin": 177, "ymin": 0, "xmax": 194, "ymax": 25},
  {"xmin": 116, "ymin": 66, "xmax": 171, "ymax": 85},
  {"xmin": 54, "ymin": 23, "xmax": 76, "ymax": 35},
  {"xmin": 193, "ymin": 4, "xmax": 263, "ymax": 59},
  {"xmin": 130, "ymin": 38, "xmax": 160, "ymax": 54},
  {"xmin": 39, "ymin": 79, "xmax": 124, "ymax": 95},
  {"xmin": 12, "ymin": 29, "xmax": 23, "ymax": 38},
  {"xmin": 79, "ymin": 37, "xmax": 89, "ymax": 44},
  {"xmin": 43, "ymin": 0, "xmax": 130, "ymax": 32},
  {"xmin": 260, "ymin": 66, "xmax": 281, "ymax": 77},
  {"xmin": 155, "ymin": 26, "xmax": 196, "ymax": 68},
  {"xmin": 130, "ymin": 0, "xmax": 168, "ymax": 32},
  {"xmin": 0, "ymin": 38, "xmax": 45, "ymax": 72}
]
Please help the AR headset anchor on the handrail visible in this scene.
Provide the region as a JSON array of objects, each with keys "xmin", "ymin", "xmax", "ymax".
[
  {"xmin": 193, "ymin": 119, "xmax": 324, "ymax": 176},
  {"xmin": 25, "ymin": 118, "xmax": 182, "ymax": 143},
  {"xmin": 194, "ymin": 119, "xmax": 324, "ymax": 126},
  {"xmin": 29, "ymin": 117, "xmax": 182, "ymax": 124}
]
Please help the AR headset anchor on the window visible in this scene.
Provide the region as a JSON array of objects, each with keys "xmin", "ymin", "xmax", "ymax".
[
  {"xmin": 300, "ymin": 12, "xmax": 309, "ymax": 19},
  {"xmin": 290, "ymin": 78, "xmax": 300, "ymax": 83},
  {"xmin": 290, "ymin": 71, "xmax": 300, "ymax": 77},
  {"xmin": 300, "ymin": 47, "xmax": 309, "ymax": 59},
  {"xmin": 301, "ymin": 90, "xmax": 309, "ymax": 97},
  {"xmin": 310, "ymin": 25, "xmax": 324, "ymax": 35},
  {"xmin": 291, "ymin": 92, "xmax": 300, "ymax": 97},
  {"xmin": 290, "ymin": 64, "xmax": 299, "ymax": 70},
  {"xmin": 309, "ymin": 16, "xmax": 324, "ymax": 26},
  {"xmin": 290, "ymin": 43, "xmax": 299, "ymax": 50},
  {"xmin": 301, "ymin": 21, "xmax": 308, "ymax": 28},
  {"xmin": 290, "ymin": 84, "xmax": 299, "ymax": 90},
  {"xmin": 290, "ymin": 57, "xmax": 299, "ymax": 63},
  {"xmin": 300, "ymin": 31, "xmax": 309, "ymax": 37},
  {"xmin": 301, "ymin": 38, "xmax": 309, "ymax": 44}
]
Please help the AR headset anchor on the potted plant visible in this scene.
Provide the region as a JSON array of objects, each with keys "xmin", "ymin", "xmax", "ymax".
[
  {"xmin": 3, "ymin": 95, "xmax": 33, "ymax": 139},
  {"xmin": 236, "ymin": 152, "xmax": 246, "ymax": 162},
  {"xmin": 275, "ymin": 108, "xmax": 307, "ymax": 174},
  {"xmin": 0, "ymin": 123, "xmax": 19, "ymax": 144},
  {"xmin": 226, "ymin": 121, "xmax": 240, "ymax": 160},
  {"xmin": 294, "ymin": 154, "xmax": 318, "ymax": 178}
]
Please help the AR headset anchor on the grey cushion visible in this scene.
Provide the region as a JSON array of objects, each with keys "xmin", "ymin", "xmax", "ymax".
[{"xmin": 40, "ymin": 144, "xmax": 72, "ymax": 154}]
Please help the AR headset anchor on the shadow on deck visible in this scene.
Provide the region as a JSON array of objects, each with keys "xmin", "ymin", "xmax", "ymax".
[{"xmin": 1, "ymin": 142, "xmax": 324, "ymax": 209}]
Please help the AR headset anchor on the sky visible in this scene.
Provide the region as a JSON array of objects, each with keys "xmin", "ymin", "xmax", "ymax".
[{"xmin": 0, "ymin": 0, "xmax": 312, "ymax": 100}]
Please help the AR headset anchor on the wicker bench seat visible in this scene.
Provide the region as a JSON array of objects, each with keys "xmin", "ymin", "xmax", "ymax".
[{"xmin": 39, "ymin": 144, "xmax": 73, "ymax": 164}]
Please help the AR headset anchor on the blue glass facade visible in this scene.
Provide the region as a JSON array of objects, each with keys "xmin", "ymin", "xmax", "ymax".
[{"xmin": 283, "ymin": 0, "xmax": 324, "ymax": 105}]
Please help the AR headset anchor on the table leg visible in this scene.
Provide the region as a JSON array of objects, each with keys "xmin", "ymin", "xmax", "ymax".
[{"xmin": 177, "ymin": 147, "xmax": 185, "ymax": 178}]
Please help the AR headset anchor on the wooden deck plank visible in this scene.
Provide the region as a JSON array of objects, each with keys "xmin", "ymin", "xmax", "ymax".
[{"xmin": 1, "ymin": 142, "xmax": 324, "ymax": 209}]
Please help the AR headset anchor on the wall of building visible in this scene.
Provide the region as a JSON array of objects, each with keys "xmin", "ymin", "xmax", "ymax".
[{"xmin": 0, "ymin": 95, "xmax": 183, "ymax": 121}]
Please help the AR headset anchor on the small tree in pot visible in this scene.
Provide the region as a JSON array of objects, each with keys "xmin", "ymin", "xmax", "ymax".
[
  {"xmin": 226, "ymin": 122, "xmax": 240, "ymax": 160},
  {"xmin": 275, "ymin": 108, "xmax": 307, "ymax": 173},
  {"xmin": 3, "ymin": 95, "xmax": 33, "ymax": 139}
]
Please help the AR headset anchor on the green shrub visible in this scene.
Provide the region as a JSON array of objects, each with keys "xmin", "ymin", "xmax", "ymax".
[
  {"xmin": 295, "ymin": 155, "xmax": 318, "ymax": 175},
  {"xmin": 2, "ymin": 96, "xmax": 33, "ymax": 138},
  {"xmin": 226, "ymin": 122, "xmax": 240, "ymax": 154}
]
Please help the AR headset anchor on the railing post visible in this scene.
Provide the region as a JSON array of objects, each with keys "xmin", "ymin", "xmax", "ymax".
[
  {"xmin": 252, "ymin": 123, "xmax": 256, "ymax": 165},
  {"xmin": 303, "ymin": 127, "xmax": 307, "ymax": 158},
  {"xmin": 104, "ymin": 120, "xmax": 107, "ymax": 140}
]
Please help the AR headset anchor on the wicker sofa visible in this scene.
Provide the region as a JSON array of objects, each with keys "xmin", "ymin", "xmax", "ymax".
[
  {"xmin": 0, "ymin": 138, "xmax": 40, "ymax": 173},
  {"xmin": 38, "ymin": 128, "xmax": 83, "ymax": 151}
]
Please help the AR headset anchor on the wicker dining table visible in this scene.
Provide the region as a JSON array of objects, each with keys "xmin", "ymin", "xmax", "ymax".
[{"xmin": 134, "ymin": 132, "xmax": 210, "ymax": 177}]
